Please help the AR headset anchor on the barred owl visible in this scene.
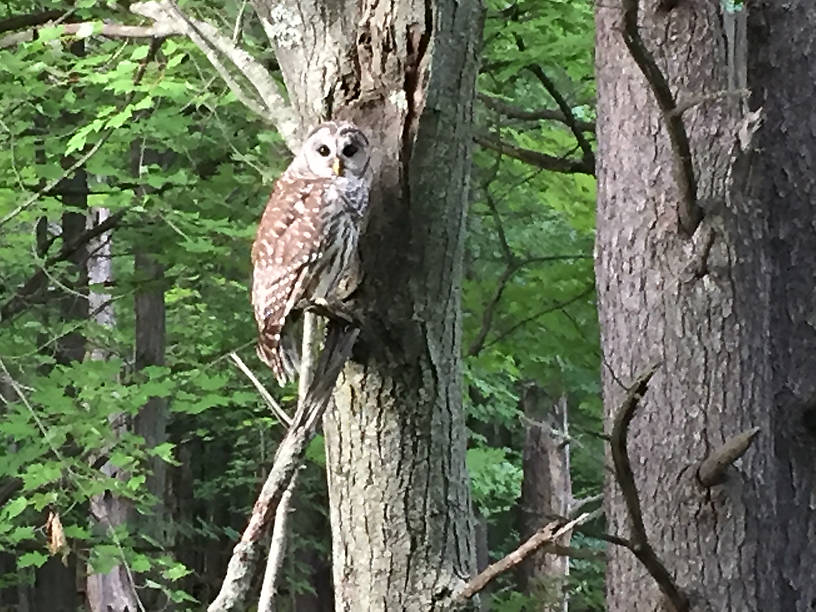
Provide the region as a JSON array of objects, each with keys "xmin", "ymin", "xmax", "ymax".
[{"xmin": 251, "ymin": 121, "xmax": 371, "ymax": 385}]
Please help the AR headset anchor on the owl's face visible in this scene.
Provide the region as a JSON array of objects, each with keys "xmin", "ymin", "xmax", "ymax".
[{"xmin": 293, "ymin": 121, "xmax": 370, "ymax": 180}]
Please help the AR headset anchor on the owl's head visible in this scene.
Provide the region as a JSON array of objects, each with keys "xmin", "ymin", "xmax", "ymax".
[{"xmin": 292, "ymin": 121, "xmax": 371, "ymax": 180}]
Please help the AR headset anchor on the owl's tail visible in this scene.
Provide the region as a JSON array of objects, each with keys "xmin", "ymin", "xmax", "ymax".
[{"xmin": 257, "ymin": 322, "xmax": 300, "ymax": 386}]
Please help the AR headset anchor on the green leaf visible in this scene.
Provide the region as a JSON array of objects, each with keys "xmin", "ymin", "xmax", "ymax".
[
  {"xmin": 130, "ymin": 45, "xmax": 151, "ymax": 60},
  {"xmin": 3, "ymin": 497, "xmax": 28, "ymax": 520},
  {"xmin": 149, "ymin": 442, "xmax": 179, "ymax": 465},
  {"xmin": 18, "ymin": 551, "xmax": 48, "ymax": 569},
  {"xmin": 162, "ymin": 562, "xmax": 191, "ymax": 581}
]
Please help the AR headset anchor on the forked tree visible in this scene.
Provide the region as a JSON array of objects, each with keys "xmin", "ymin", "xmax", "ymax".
[
  {"xmin": 126, "ymin": 0, "xmax": 484, "ymax": 609},
  {"xmin": 595, "ymin": 1, "xmax": 816, "ymax": 610}
]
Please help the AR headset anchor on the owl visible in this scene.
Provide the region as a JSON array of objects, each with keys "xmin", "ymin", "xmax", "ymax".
[{"xmin": 251, "ymin": 121, "xmax": 371, "ymax": 385}]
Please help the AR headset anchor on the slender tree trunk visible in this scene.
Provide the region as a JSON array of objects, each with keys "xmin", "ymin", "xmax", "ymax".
[
  {"xmin": 254, "ymin": 0, "xmax": 482, "ymax": 608},
  {"xmin": 595, "ymin": 1, "xmax": 816, "ymax": 610},
  {"xmin": 517, "ymin": 388, "xmax": 571, "ymax": 612},
  {"xmin": 85, "ymin": 208, "xmax": 140, "ymax": 612}
]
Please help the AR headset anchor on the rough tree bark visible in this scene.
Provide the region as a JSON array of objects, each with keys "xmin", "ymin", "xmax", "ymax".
[
  {"xmin": 595, "ymin": 1, "xmax": 816, "ymax": 611},
  {"xmin": 253, "ymin": 0, "xmax": 483, "ymax": 608},
  {"xmin": 517, "ymin": 388, "xmax": 571, "ymax": 612}
]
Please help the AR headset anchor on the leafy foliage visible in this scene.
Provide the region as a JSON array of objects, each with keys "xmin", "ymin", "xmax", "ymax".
[{"xmin": 0, "ymin": 0, "xmax": 604, "ymax": 608}]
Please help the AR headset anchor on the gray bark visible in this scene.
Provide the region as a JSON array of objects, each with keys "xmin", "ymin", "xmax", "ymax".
[
  {"xmin": 255, "ymin": 0, "xmax": 483, "ymax": 608},
  {"xmin": 518, "ymin": 388, "xmax": 571, "ymax": 612},
  {"xmin": 85, "ymin": 208, "xmax": 140, "ymax": 612},
  {"xmin": 595, "ymin": 1, "xmax": 816, "ymax": 610}
]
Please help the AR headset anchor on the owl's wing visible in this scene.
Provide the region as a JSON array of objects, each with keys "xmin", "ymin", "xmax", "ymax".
[{"xmin": 251, "ymin": 178, "xmax": 326, "ymax": 384}]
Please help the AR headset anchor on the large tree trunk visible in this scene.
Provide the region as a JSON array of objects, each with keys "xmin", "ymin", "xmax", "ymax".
[
  {"xmin": 595, "ymin": 2, "xmax": 816, "ymax": 611},
  {"xmin": 256, "ymin": 0, "xmax": 482, "ymax": 608}
]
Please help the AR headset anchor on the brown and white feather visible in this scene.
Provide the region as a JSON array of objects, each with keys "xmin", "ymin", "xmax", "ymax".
[{"xmin": 251, "ymin": 121, "xmax": 370, "ymax": 385}]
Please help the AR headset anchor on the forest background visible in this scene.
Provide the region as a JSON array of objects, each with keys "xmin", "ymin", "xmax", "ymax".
[{"xmin": 4, "ymin": 0, "xmax": 612, "ymax": 609}]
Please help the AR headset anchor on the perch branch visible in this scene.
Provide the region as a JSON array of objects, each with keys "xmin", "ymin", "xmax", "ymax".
[
  {"xmin": 697, "ymin": 427, "xmax": 760, "ymax": 487},
  {"xmin": 621, "ymin": 0, "xmax": 701, "ymax": 236},
  {"xmin": 208, "ymin": 324, "xmax": 358, "ymax": 612},
  {"xmin": 255, "ymin": 311, "xmax": 320, "ymax": 610},
  {"xmin": 610, "ymin": 364, "xmax": 688, "ymax": 612},
  {"xmin": 228, "ymin": 352, "xmax": 291, "ymax": 426},
  {"xmin": 454, "ymin": 512, "xmax": 593, "ymax": 602}
]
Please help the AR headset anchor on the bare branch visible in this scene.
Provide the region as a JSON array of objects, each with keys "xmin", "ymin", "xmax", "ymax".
[
  {"xmin": 610, "ymin": 365, "xmax": 689, "ymax": 612},
  {"xmin": 228, "ymin": 352, "xmax": 292, "ymax": 427},
  {"xmin": 474, "ymin": 133, "xmax": 594, "ymax": 175},
  {"xmin": 454, "ymin": 513, "xmax": 593, "ymax": 602},
  {"xmin": 208, "ymin": 324, "xmax": 358, "ymax": 612},
  {"xmin": 130, "ymin": 1, "xmax": 299, "ymax": 149},
  {"xmin": 0, "ymin": 20, "xmax": 179, "ymax": 48},
  {"xmin": 477, "ymin": 93, "xmax": 595, "ymax": 132},
  {"xmin": 621, "ymin": 0, "xmax": 701, "ymax": 236},
  {"xmin": 520, "ymin": 57, "xmax": 595, "ymax": 166},
  {"xmin": 257, "ymin": 468, "xmax": 298, "ymax": 612},
  {"xmin": 697, "ymin": 427, "xmax": 760, "ymax": 487},
  {"xmin": 0, "ymin": 10, "xmax": 64, "ymax": 33}
]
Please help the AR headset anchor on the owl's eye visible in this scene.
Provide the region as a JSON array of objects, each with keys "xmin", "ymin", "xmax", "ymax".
[
  {"xmin": 341, "ymin": 143, "xmax": 358, "ymax": 157},
  {"xmin": 317, "ymin": 145, "xmax": 331, "ymax": 157}
]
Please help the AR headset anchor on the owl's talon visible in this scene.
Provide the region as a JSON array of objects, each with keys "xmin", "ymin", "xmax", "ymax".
[{"xmin": 303, "ymin": 298, "xmax": 358, "ymax": 326}]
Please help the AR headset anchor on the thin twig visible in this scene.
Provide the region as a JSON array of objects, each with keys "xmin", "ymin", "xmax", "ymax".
[
  {"xmin": 228, "ymin": 352, "xmax": 292, "ymax": 426},
  {"xmin": 482, "ymin": 285, "xmax": 595, "ymax": 350}
]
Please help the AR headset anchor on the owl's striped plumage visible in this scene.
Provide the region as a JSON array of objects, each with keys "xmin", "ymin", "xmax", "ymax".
[{"xmin": 251, "ymin": 122, "xmax": 370, "ymax": 385}]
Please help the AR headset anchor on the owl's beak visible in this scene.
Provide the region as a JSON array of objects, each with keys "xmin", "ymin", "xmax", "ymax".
[{"xmin": 332, "ymin": 157, "xmax": 343, "ymax": 176}]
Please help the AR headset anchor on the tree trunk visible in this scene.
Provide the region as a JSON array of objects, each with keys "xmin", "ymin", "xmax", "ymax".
[
  {"xmin": 256, "ymin": 0, "xmax": 482, "ymax": 608},
  {"xmin": 518, "ymin": 388, "xmax": 571, "ymax": 612},
  {"xmin": 86, "ymin": 208, "xmax": 140, "ymax": 612},
  {"xmin": 595, "ymin": 2, "xmax": 816, "ymax": 610}
]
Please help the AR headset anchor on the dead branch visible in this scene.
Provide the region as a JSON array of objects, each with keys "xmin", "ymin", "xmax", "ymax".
[
  {"xmin": 0, "ymin": 20, "xmax": 179, "ymax": 48},
  {"xmin": 208, "ymin": 323, "xmax": 358, "ymax": 612},
  {"xmin": 474, "ymin": 133, "xmax": 594, "ymax": 175},
  {"xmin": 697, "ymin": 427, "xmax": 760, "ymax": 487},
  {"xmin": 0, "ymin": 2, "xmax": 299, "ymax": 149},
  {"xmin": 610, "ymin": 365, "xmax": 689, "ymax": 612},
  {"xmin": 621, "ymin": 0, "xmax": 701, "ymax": 236},
  {"xmin": 454, "ymin": 512, "xmax": 593, "ymax": 602},
  {"xmin": 257, "ymin": 468, "xmax": 299, "ymax": 612},
  {"xmin": 255, "ymin": 311, "xmax": 319, "ymax": 611},
  {"xmin": 228, "ymin": 352, "xmax": 292, "ymax": 426}
]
